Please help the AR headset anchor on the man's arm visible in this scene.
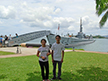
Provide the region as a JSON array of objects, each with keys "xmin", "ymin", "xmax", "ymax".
[
  {"xmin": 51, "ymin": 50, "xmax": 54, "ymax": 63},
  {"xmin": 47, "ymin": 50, "xmax": 51, "ymax": 56},
  {"xmin": 61, "ymin": 50, "xmax": 64, "ymax": 63}
]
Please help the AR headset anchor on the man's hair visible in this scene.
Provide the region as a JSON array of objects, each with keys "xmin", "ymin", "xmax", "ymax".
[
  {"xmin": 55, "ymin": 35, "xmax": 61, "ymax": 39},
  {"xmin": 41, "ymin": 39, "xmax": 47, "ymax": 43}
]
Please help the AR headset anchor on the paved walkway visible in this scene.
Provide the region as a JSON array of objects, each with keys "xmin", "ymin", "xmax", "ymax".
[
  {"xmin": 0, "ymin": 47, "xmax": 108, "ymax": 58},
  {"xmin": 0, "ymin": 47, "xmax": 38, "ymax": 58}
]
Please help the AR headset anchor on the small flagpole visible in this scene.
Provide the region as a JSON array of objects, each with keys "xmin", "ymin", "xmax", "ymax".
[{"xmin": 58, "ymin": 24, "xmax": 60, "ymax": 35}]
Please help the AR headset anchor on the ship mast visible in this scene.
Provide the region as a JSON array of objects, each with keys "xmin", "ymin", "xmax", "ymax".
[{"xmin": 80, "ymin": 18, "xmax": 83, "ymax": 32}]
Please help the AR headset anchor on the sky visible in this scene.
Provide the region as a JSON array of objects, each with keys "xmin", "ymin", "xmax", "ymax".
[{"xmin": 0, "ymin": 0, "xmax": 108, "ymax": 36}]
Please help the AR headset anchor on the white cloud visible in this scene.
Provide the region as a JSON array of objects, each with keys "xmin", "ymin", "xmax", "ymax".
[
  {"xmin": 56, "ymin": 0, "xmax": 66, "ymax": 3},
  {"xmin": 52, "ymin": 17, "xmax": 75, "ymax": 28},
  {"xmin": 18, "ymin": 3, "xmax": 75, "ymax": 29},
  {"xmin": 0, "ymin": 5, "xmax": 16, "ymax": 19},
  {"xmin": 0, "ymin": 0, "xmax": 107, "ymax": 36},
  {"xmin": 68, "ymin": 26, "xmax": 75, "ymax": 30},
  {"xmin": 54, "ymin": 8, "xmax": 61, "ymax": 14},
  {"xmin": 82, "ymin": 16, "xmax": 90, "ymax": 25},
  {"xmin": 22, "ymin": 1, "xmax": 27, "ymax": 7},
  {"xmin": 43, "ymin": 21, "xmax": 53, "ymax": 28},
  {"xmin": 0, "ymin": 20, "xmax": 2, "ymax": 24}
]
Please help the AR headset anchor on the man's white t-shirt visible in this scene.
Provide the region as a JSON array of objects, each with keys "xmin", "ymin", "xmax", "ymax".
[
  {"xmin": 38, "ymin": 46, "xmax": 50, "ymax": 62},
  {"xmin": 51, "ymin": 42, "xmax": 65, "ymax": 61}
]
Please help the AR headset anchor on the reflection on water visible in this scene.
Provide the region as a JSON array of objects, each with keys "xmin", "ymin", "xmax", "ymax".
[
  {"xmin": 75, "ymin": 39, "xmax": 108, "ymax": 52},
  {"xmin": 26, "ymin": 37, "xmax": 108, "ymax": 52}
]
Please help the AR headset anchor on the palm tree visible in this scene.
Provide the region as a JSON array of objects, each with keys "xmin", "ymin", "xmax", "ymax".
[{"xmin": 95, "ymin": 0, "xmax": 108, "ymax": 28}]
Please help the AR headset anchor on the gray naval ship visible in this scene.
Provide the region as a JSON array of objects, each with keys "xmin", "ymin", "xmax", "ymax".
[
  {"xmin": 46, "ymin": 18, "xmax": 95, "ymax": 48},
  {"xmin": 7, "ymin": 19, "xmax": 95, "ymax": 48}
]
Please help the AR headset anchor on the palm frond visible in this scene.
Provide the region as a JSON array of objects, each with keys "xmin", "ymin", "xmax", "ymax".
[
  {"xmin": 96, "ymin": 0, "xmax": 108, "ymax": 16},
  {"xmin": 99, "ymin": 10, "xmax": 108, "ymax": 28}
]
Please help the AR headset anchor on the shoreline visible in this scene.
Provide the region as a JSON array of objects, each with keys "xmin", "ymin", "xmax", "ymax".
[
  {"xmin": 0, "ymin": 47, "xmax": 108, "ymax": 58},
  {"xmin": 75, "ymin": 50, "xmax": 108, "ymax": 54}
]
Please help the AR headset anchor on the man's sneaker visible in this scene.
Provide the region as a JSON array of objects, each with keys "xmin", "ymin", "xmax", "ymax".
[
  {"xmin": 51, "ymin": 77, "xmax": 56, "ymax": 80},
  {"xmin": 58, "ymin": 77, "xmax": 62, "ymax": 80}
]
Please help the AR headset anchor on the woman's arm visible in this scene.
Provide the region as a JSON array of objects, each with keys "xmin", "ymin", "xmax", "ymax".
[
  {"xmin": 36, "ymin": 51, "xmax": 40, "ymax": 57},
  {"xmin": 51, "ymin": 50, "xmax": 54, "ymax": 63},
  {"xmin": 36, "ymin": 51, "xmax": 46, "ymax": 59}
]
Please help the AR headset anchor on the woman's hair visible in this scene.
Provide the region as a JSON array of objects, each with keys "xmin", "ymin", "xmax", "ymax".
[{"xmin": 41, "ymin": 39, "xmax": 47, "ymax": 43}]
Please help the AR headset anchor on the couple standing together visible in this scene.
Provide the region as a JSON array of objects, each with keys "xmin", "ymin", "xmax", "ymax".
[{"xmin": 37, "ymin": 35, "xmax": 65, "ymax": 81}]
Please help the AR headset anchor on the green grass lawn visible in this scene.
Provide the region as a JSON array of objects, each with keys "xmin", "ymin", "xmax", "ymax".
[
  {"xmin": 0, "ymin": 51, "xmax": 15, "ymax": 55},
  {"xmin": 0, "ymin": 52, "xmax": 108, "ymax": 81},
  {"xmin": 65, "ymin": 48, "xmax": 84, "ymax": 51}
]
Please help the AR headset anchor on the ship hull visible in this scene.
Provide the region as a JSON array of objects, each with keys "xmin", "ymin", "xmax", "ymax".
[{"xmin": 46, "ymin": 34, "xmax": 95, "ymax": 48}]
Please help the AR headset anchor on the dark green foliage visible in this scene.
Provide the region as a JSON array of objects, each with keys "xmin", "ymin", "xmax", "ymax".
[
  {"xmin": 92, "ymin": 35, "xmax": 105, "ymax": 38},
  {"xmin": 95, "ymin": 0, "xmax": 108, "ymax": 27}
]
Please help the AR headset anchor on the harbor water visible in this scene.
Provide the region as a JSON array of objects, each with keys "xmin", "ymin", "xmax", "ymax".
[{"xmin": 26, "ymin": 37, "xmax": 108, "ymax": 52}]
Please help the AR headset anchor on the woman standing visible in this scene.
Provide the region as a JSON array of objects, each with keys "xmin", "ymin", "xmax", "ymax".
[{"xmin": 37, "ymin": 39, "xmax": 51, "ymax": 81}]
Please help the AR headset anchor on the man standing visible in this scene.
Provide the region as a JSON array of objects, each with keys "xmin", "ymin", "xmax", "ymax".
[
  {"xmin": 4, "ymin": 35, "xmax": 8, "ymax": 47},
  {"xmin": 0, "ymin": 35, "xmax": 3, "ymax": 47},
  {"xmin": 9, "ymin": 34, "xmax": 12, "ymax": 40},
  {"xmin": 15, "ymin": 33, "xmax": 18, "ymax": 38},
  {"xmin": 51, "ymin": 35, "xmax": 65, "ymax": 80}
]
